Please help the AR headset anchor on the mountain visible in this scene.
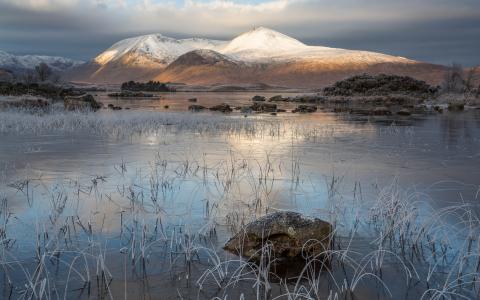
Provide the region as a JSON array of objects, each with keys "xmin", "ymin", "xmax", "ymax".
[
  {"xmin": 0, "ymin": 50, "xmax": 83, "ymax": 73},
  {"xmin": 67, "ymin": 27, "xmax": 447, "ymax": 87},
  {"xmin": 67, "ymin": 34, "xmax": 227, "ymax": 83}
]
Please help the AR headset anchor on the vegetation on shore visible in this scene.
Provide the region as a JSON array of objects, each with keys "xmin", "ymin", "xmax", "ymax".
[{"xmin": 121, "ymin": 80, "xmax": 175, "ymax": 92}]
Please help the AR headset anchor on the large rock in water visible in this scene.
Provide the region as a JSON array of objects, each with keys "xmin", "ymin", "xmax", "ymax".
[
  {"xmin": 224, "ymin": 211, "xmax": 332, "ymax": 262},
  {"xmin": 64, "ymin": 94, "xmax": 102, "ymax": 111}
]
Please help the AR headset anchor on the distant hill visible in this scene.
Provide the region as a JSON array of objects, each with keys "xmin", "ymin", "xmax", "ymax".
[{"xmin": 0, "ymin": 50, "xmax": 83, "ymax": 74}]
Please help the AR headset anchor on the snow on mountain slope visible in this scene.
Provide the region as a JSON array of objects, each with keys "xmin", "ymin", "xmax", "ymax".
[
  {"xmin": 217, "ymin": 27, "xmax": 411, "ymax": 64},
  {"xmin": 0, "ymin": 50, "xmax": 83, "ymax": 71},
  {"xmin": 94, "ymin": 34, "xmax": 227, "ymax": 66},
  {"xmin": 220, "ymin": 26, "xmax": 306, "ymax": 53}
]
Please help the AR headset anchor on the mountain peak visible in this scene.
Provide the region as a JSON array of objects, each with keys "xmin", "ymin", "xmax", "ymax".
[
  {"xmin": 221, "ymin": 26, "xmax": 306, "ymax": 54},
  {"xmin": 93, "ymin": 34, "xmax": 227, "ymax": 66}
]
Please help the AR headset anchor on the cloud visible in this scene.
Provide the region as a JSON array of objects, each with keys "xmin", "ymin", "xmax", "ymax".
[{"xmin": 0, "ymin": 0, "xmax": 478, "ymax": 66}]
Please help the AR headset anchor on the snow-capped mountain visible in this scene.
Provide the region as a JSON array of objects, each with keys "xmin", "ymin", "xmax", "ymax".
[
  {"xmin": 94, "ymin": 34, "xmax": 226, "ymax": 66},
  {"xmin": 0, "ymin": 50, "xmax": 83, "ymax": 72},
  {"xmin": 67, "ymin": 27, "xmax": 446, "ymax": 87},
  {"xmin": 217, "ymin": 27, "xmax": 411, "ymax": 64}
]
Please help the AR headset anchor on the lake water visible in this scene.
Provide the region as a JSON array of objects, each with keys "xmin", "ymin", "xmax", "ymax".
[{"xmin": 0, "ymin": 92, "xmax": 479, "ymax": 299}]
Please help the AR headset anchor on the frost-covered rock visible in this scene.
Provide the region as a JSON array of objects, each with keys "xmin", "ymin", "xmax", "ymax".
[{"xmin": 224, "ymin": 211, "xmax": 332, "ymax": 262}]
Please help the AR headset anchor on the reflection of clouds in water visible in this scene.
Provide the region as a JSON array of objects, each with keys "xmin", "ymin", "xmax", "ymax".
[{"xmin": 225, "ymin": 113, "xmax": 376, "ymax": 158}]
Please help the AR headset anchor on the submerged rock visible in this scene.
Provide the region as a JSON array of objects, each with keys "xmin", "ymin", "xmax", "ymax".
[
  {"xmin": 107, "ymin": 104, "xmax": 122, "ymax": 110},
  {"xmin": 293, "ymin": 105, "xmax": 317, "ymax": 113},
  {"xmin": 397, "ymin": 108, "xmax": 412, "ymax": 116},
  {"xmin": 372, "ymin": 106, "xmax": 392, "ymax": 116},
  {"xmin": 64, "ymin": 94, "xmax": 102, "ymax": 111},
  {"xmin": 189, "ymin": 104, "xmax": 206, "ymax": 112},
  {"xmin": 349, "ymin": 108, "xmax": 371, "ymax": 116},
  {"xmin": 252, "ymin": 95, "xmax": 266, "ymax": 102},
  {"xmin": 224, "ymin": 211, "xmax": 332, "ymax": 262},
  {"xmin": 209, "ymin": 103, "xmax": 232, "ymax": 113},
  {"xmin": 269, "ymin": 95, "xmax": 288, "ymax": 102},
  {"xmin": 188, "ymin": 98, "xmax": 198, "ymax": 102},
  {"xmin": 448, "ymin": 102, "xmax": 465, "ymax": 111}
]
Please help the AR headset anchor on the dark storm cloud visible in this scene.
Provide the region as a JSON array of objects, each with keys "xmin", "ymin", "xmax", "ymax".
[{"xmin": 0, "ymin": 0, "xmax": 478, "ymax": 66}]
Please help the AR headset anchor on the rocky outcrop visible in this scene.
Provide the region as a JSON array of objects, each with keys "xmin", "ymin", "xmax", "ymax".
[
  {"xmin": 224, "ymin": 211, "xmax": 332, "ymax": 262},
  {"xmin": 64, "ymin": 94, "xmax": 102, "ymax": 111}
]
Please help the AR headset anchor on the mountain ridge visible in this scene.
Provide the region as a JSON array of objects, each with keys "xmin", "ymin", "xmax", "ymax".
[
  {"xmin": 66, "ymin": 27, "xmax": 447, "ymax": 87},
  {"xmin": 0, "ymin": 50, "xmax": 84, "ymax": 73}
]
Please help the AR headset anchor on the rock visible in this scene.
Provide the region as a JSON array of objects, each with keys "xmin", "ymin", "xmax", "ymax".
[
  {"xmin": 293, "ymin": 105, "xmax": 317, "ymax": 113},
  {"xmin": 209, "ymin": 103, "xmax": 232, "ymax": 113},
  {"xmin": 164, "ymin": 105, "xmax": 169, "ymax": 109},
  {"xmin": 188, "ymin": 104, "xmax": 206, "ymax": 112},
  {"xmin": 349, "ymin": 109, "xmax": 371, "ymax": 116},
  {"xmin": 224, "ymin": 211, "xmax": 332, "ymax": 262},
  {"xmin": 240, "ymin": 106, "xmax": 253, "ymax": 114},
  {"xmin": 252, "ymin": 95, "xmax": 266, "ymax": 102},
  {"xmin": 64, "ymin": 94, "xmax": 102, "ymax": 111},
  {"xmin": 291, "ymin": 96, "xmax": 325, "ymax": 103},
  {"xmin": 413, "ymin": 105, "xmax": 428, "ymax": 114},
  {"xmin": 433, "ymin": 105, "xmax": 444, "ymax": 113},
  {"xmin": 251, "ymin": 102, "xmax": 277, "ymax": 113},
  {"xmin": 269, "ymin": 95, "xmax": 287, "ymax": 102},
  {"xmin": 448, "ymin": 102, "xmax": 465, "ymax": 111},
  {"xmin": 276, "ymin": 109, "xmax": 287, "ymax": 113},
  {"xmin": 270, "ymin": 112, "xmax": 277, "ymax": 116},
  {"xmin": 333, "ymin": 107, "xmax": 349, "ymax": 113},
  {"xmin": 397, "ymin": 108, "xmax": 411, "ymax": 116},
  {"xmin": 372, "ymin": 106, "xmax": 392, "ymax": 116},
  {"xmin": 107, "ymin": 104, "xmax": 122, "ymax": 110},
  {"xmin": 188, "ymin": 98, "xmax": 197, "ymax": 102}
]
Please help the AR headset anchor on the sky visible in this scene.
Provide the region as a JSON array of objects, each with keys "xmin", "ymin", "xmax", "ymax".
[{"xmin": 0, "ymin": 0, "xmax": 479, "ymax": 66}]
